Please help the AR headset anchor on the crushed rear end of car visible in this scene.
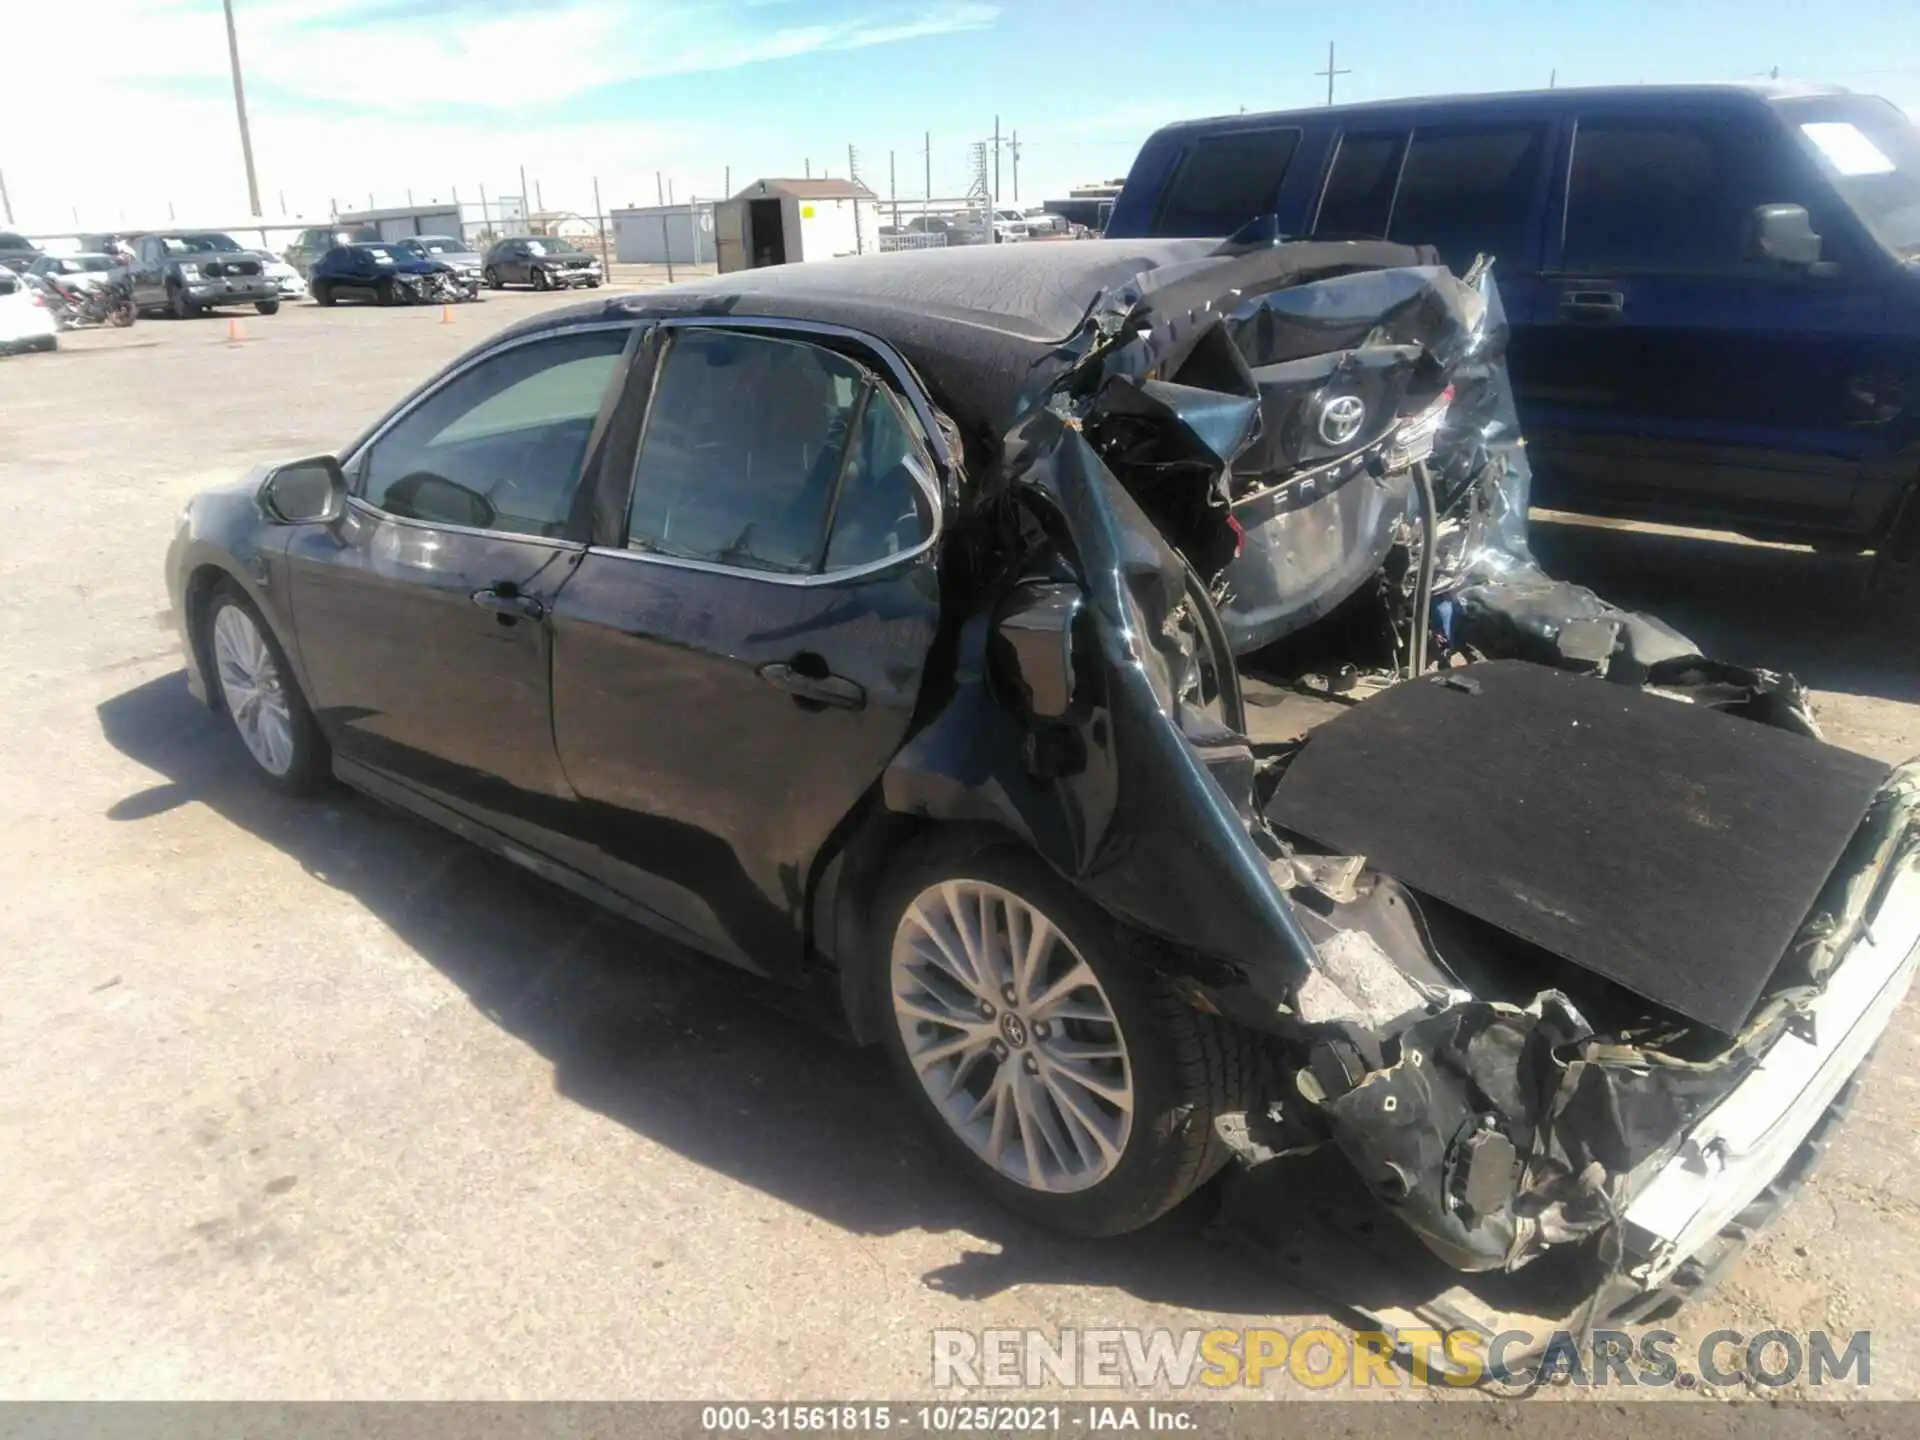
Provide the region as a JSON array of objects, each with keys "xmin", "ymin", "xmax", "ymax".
[{"xmin": 913, "ymin": 234, "xmax": 1920, "ymax": 1323}]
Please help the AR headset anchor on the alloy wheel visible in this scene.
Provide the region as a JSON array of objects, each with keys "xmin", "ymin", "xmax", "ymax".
[
  {"xmin": 212, "ymin": 604, "xmax": 295, "ymax": 777},
  {"xmin": 890, "ymin": 880, "xmax": 1134, "ymax": 1193}
]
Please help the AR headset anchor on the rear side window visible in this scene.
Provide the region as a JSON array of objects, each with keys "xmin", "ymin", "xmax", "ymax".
[
  {"xmin": 628, "ymin": 329, "xmax": 934, "ymax": 577},
  {"xmin": 1155, "ymin": 127, "xmax": 1302, "ymax": 237},
  {"xmin": 1313, "ymin": 131, "xmax": 1408, "ymax": 238},
  {"xmin": 0, "ymin": 232, "xmax": 30, "ymax": 250},
  {"xmin": 1562, "ymin": 115, "xmax": 1780, "ymax": 270},
  {"xmin": 1387, "ymin": 124, "xmax": 1549, "ymax": 270}
]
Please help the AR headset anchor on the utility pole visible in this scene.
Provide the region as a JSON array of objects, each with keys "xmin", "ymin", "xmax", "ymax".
[
  {"xmin": 1316, "ymin": 41, "xmax": 1351, "ymax": 106},
  {"xmin": 889, "ymin": 148, "xmax": 898, "ymax": 225},
  {"xmin": 535, "ymin": 180, "xmax": 544, "ymax": 212},
  {"xmin": 849, "ymin": 144, "xmax": 864, "ymax": 254},
  {"xmin": 1549, "ymin": 68, "xmax": 1557, "ymax": 89},
  {"xmin": 222, "ymin": 0, "xmax": 263, "ymax": 215},
  {"xmin": 724, "ymin": 165, "xmax": 731, "ymax": 196},
  {"xmin": 0, "ymin": 167, "xmax": 12, "ymax": 225},
  {"xmin": 593, "ymin": 175, "xmax": 609, "ymax": 273},
  {"xmin": 923, "ymin": 131, "xmax": 931, "ymax": 215},
  {"xmin": 1011, "ymin": 131, "xmax": 1020, "ymax": 204},
  {"xmin": 656, "ymin": 170, "xmax": 665, "ymax": 206},
  {"xmin": 992, "ymin": 115, "xmax": 1001, "ymax": 204},
  {"xmin": 519, "ymin": 164, "xmax": 529, "ymax": 222},
  {"xmin": 805, "ymin": 157, "xmax": 811, "ymax": 178}
]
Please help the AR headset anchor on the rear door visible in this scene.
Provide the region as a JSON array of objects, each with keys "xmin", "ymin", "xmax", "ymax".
[
  {"xmin": 548, "ymin": 322, "xmax": 945, "ymax": 976},
  {"xmin": 1526, "ymin": 99, "xmax": 1892, "ymax": 537}
]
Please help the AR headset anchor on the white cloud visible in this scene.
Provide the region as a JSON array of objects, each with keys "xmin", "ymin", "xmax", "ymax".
[{"xmin": 0, "ymin": 0, "xmax": 1000, "ymax": 230}]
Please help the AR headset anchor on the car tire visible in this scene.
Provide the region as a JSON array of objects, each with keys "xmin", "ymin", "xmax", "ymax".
[
  {"xmin": 872, "ymin": 836, "xmax": 1250, "ymax": 1238},
  {"xmin": 378, "ymin": 279, "xmax": 404, "ymax": 306},
  {"xmin": 31, "ymin": 334, "xmax": 57, "ymax": 353},
  {"xmin": 484, "ymin": 266, "xmax": 502, "ymax": 290},
  {"xmin": 168, "ymin": 282, "xmax": 197, "ymax": 319},
  {"xmin": 532, "ymin": 266, "xmax": 551, "ymax": 292},
  {"xmin": 254, "ymin": 300, "xmax": 280, "ymax": 316},
  {"xmin": 586, "ymin": 279, "xmax": 602, "ymax": 288},
  {"xmin": 312, "ymin": 281, "xmax": 335, "ymax": 306},
  {"xmin": 203, "ymin": 580, "xmax": 330, "ymax": 796}
]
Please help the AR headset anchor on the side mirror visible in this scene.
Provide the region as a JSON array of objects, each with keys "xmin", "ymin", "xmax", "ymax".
[
  {"xmin": 1751, "ymin": 204, "xmax": 1824, "ymax": 267},
  {"xmin": 259, "ymin": 455, "xmax": 348, "ymax": 525}
]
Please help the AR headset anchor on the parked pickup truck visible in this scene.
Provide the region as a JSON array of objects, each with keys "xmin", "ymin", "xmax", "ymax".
[{"xmin": 127, "ymin": 231, "xmax": 283, "ymax": 318}]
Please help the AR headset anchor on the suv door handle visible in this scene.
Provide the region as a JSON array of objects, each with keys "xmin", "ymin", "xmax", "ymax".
[
  {"xmin": 471, "ymin": 586, "xmax": 545, "ymax": 622},
  {"xmin": 1560, "ymin": 289, "xmax": 1624, "ymax": 320},
  {"xmin": 758, "ymin": 660, "xmax": 866, "ymax": 711}
]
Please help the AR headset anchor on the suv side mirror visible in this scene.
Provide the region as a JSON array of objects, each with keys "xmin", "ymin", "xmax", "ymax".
[
  {"xmin": 259, "ymin": 456, "xmax": 348, "ymax": 524},
  {"xmin": 1751, "ymin": 204, "xmax": 1824, "ymax": 267}
]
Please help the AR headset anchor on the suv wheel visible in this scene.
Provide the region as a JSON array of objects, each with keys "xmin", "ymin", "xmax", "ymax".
[
  {"xmin": 168, "ymin": 282, "xmax": 197, "ymax": 319},
  {"xmin": 254, "ymin": 300, "xmax": 280, "ymax": 316},
  {"xmin": 874, "ymin": 839, "xmax": 1249, "ymax": 1237}
]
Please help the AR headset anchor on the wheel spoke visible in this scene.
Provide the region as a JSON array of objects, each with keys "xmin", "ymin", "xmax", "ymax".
[
  {"xmin": 1010, "ymin": 1076, "xmax": 1050, "ymax": 1192},
  {"xmin": 905, "ymin": 903, "xmax": 983, "ymax": 999},
  {"xmin": 1011, "ymin": 908, "xmax": 1053, "ymax": 1008},
  {"xmin": 1027, "ymin": 962, "xmax": 1097, "ymax": 1021},
  {"xmin": 1042, "ymin": 1054, "xmax": 1133, "ymax": 1111}
]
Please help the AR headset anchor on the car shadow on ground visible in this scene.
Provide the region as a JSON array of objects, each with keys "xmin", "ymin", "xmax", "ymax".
[
  {"xmin": 97, "ymin": 670, "xmax": 1342, "ymax": 1325},
  {"xmin": 1528, "ymin": 515, "xmax": 1920, "ymax": 707}
]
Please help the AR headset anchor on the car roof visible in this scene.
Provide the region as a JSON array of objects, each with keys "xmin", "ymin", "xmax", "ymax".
[
  {"xmin": 503, "ymin": 238, "xmax": 1317, "ymax": 437},
  {"xmin": 1148, "ymin": 80, "xmax": 1851, "ymax": 137}
]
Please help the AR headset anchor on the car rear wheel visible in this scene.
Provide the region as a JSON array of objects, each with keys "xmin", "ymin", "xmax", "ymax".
[
  {"xmin": 311, "ymin": 281, "xmax": 334, "ymax": 306},
  {"xmin": 875, "ymin": 839, "xmax": 1249, "ymax": 1237},
  {"xmin": 204, "ymin": 582, "xmax": 329, "ymax": 795},
  {"xmin": 254, "ymin": 299, "xmax": 280, "ymax": 316}
]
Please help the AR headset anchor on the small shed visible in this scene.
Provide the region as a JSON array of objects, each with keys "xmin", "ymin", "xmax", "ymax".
[
  {"xmin": 527, "ymin": 210, "xmax": 598, "ymax": 242},
  {"xmin": 612, "ymin": 202, "xmax": 717, "ymax": 265},
  {"xmin": 711, "ymin": 178, "xmax": 879, "ymax": 273}
]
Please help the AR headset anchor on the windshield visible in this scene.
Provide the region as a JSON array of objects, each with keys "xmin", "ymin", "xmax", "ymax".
[
  {"xmin": 404, "ymin": 237, "xmax": 467, "ymax": 255},
  {"xmin": 162, "ymin": 233, "xmax": 244, "ymax": 254},
  {"xmin": 525, "ymin": 238, "xmax": 583, "ymax": 256},
  {"xmin": 1778, "ymin": 95, "xmax": 1920, "ymax": 258},
  {"xmin": 63, "ymin": 256, "xmax": 115, "ymax": 272}
]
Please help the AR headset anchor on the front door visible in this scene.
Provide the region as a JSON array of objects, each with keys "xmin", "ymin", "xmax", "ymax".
[
  {"xmin": 549, "ymin": 324, "xmax": 943, "ymax": 974},
  {"xmin": 132, "ymin": 237, "xmax": 169, "ymax": 309},
  {"xmin": 285, "ymin": 323, "xmax": 635, "ymax": 833},
  {"xmin": 1524, "ymin": 103, "xmax": 1897, "ymax": 539}
]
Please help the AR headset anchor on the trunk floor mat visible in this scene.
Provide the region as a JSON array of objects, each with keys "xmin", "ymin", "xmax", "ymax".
[{"xmin": 1264, "ymin": 660, "xmax": 1888, "ymax": 1033}]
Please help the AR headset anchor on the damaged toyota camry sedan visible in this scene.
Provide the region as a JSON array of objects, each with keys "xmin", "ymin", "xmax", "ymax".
[{"xmin": 167, "ymin": 238, "xmax": 1920, "ymax": 1313}]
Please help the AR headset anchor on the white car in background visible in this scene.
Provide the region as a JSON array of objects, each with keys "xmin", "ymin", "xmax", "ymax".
[
  {"xmin": 991, "ymin": 207, "xmax": 1030, "ymax": 242},
  {"xmin": 264, "ymin": 257, "xmax": 307, "ymax": 300},
  {"xmin": 0, "ymin": 265, "xmax": 58, "ymax": 353}
]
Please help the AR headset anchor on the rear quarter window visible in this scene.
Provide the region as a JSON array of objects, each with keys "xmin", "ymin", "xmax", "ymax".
[
  {"xmin": 1387, "ymin": 123, "xmax": 1549, "ymax": 271},
  {"xmin": 1154, "ymin": 127, "xmax": 1303, "ymax": 237}
]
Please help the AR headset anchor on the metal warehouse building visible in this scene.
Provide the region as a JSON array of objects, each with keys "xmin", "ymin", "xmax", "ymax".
[
  {"xmin": 334, "ymin": 197, "xmax": 529, "ymax": 248},
  {"xmin": 612, "ymin": 202, "xmax": 717, "ymax": 265}
]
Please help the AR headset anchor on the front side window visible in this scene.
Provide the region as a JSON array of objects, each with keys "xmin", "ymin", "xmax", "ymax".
[
  {"xmin": 1387, "ymin": 123, "xmax": 1549, "ymax": 270},
  {"xmin": 1562, "ymin": 114, "xmax": 1775, "ymax": 270},
  {"xmin": 1779, "ymin": 96, "xmax": 1920, "ymax": 258},
  {"xmin": 628, "ymin": 329, "xmax": 932, "ymax": 577},
  {"xmin": 359, "ymin": 328, "xmax": 628, "ymax": 537},
  {"xmin": 1155, "ymin": 127, "xmax": 1303, "ymax": 237}
]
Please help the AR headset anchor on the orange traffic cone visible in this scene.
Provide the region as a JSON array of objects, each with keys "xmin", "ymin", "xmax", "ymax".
[
  {"xmin": 226, "ymin": 317, "xmax": 247, "ymax": 344},
  {"xmin": 440, "ymin": 304, "xmax": 455, "ymax": 324}
]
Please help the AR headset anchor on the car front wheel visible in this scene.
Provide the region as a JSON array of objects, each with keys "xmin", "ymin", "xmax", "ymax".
[
  {"xmin": 875, "ymin": 840, "xmax": 1248, "ymax": 1238},
  {"xmin": 311, "ymin": 281, "xmax": 334, "ymax": 306},
  {"xmin": 254, "ymin": 300, "xmax": 280, "ymax": 315},
  {"xmin": 531, "ymin": 266, "xmax": 551, "ymax": 291},
  {"xmin": 205, "ymin": 582, "xmax": 329, "ymax": 795},
  {"xmin": 484, "ymin": 266, "xmax": 502, "ymax": 289},
  {"xmin": 168, "ymin": 283, "xmax": 197, "ymax": 319}
]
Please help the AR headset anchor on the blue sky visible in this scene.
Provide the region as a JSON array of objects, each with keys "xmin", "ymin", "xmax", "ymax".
[{"xmin": 5, "ymin": 0, "xmax": 1917, "ymax": 228}]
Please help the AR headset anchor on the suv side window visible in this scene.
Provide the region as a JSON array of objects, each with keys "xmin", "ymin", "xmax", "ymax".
[
  {"xmin": 1562, "ymin": 114, "xmax": 1777, "ymax": 271},
  {"xmin": 359, "ymin": 328, "xmax": 628, "ymax": 537},
  {"xmin": 1313, "ymin": 130, "xmax": 1409, "ymax": 238},
  {"xmin": 1387, "ymin": 123, "xmax": 1550, "ymax": 270},
  {"xmin": 1155, "ymin": 127, "xmax": 1303, "ymax": 237},
  {"xmin": 628, "ymin": 328, "xmax": 930, "ymax": 576}
]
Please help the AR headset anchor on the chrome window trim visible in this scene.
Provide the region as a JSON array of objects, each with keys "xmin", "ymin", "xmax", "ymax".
[
  {"xmin": 615, "ymin": 317, "xmax": 944, "ymax": 587},
  {"xmin": 339, "ymin": 496, "xmax": 589, "ymax": 552}
]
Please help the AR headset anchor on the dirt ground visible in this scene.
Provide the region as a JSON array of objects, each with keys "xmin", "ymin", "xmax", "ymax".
[{"xmin": 2, "ymin": 283, "xmax": 1918, "ymax": 1404}]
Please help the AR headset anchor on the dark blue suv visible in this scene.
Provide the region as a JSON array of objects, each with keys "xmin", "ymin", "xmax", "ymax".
[{"xmin": 1108, "ymin": 84, "xmax": 1920, "ymax": 557}]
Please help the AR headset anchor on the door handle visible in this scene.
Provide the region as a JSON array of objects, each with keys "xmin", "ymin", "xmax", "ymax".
[
  {"xmin": 758, "ymin": 661, "xmax": 866, "ymax": 711},
  {"xmin": 1559, "ymin": 289, "xmax": 1624, "ymax": 320},
  {"xmin": 471, "ymin": 586, "xmax": 545, "ymax": 622}
]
